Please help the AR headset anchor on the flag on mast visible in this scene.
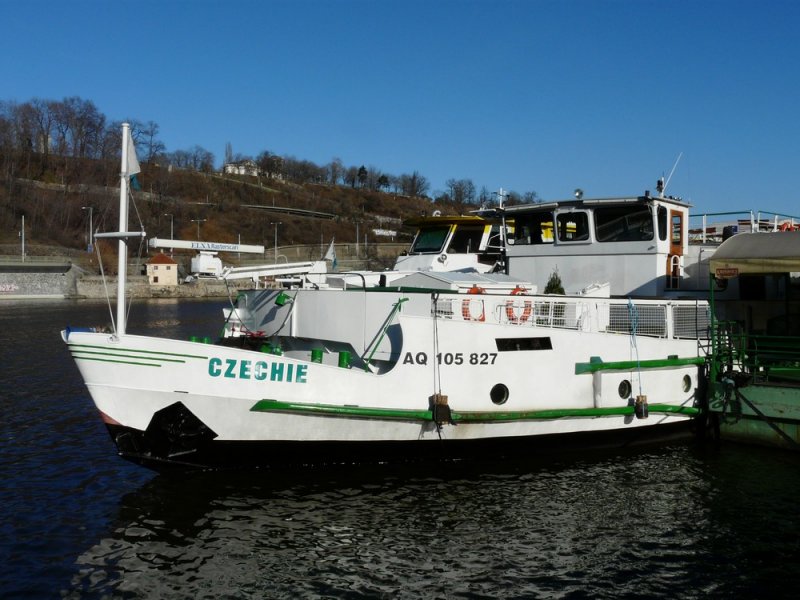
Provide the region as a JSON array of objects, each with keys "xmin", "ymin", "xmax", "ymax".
[
  {"xmin": 324, "ymin": 238, "xmax": 337, "ymax": 270},
  {"xmin": 126, "ymin": 132, "xmax": 142, "ymax": 189}
]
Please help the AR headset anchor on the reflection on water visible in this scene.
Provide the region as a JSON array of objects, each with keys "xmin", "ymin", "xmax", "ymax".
[
  {"xmin": 2, "ymin": 300, "xmax": 800, "ymax": 598},
  {"xmin": 66, "ymin": 446, "xmax": 800, "ymax": 599}
]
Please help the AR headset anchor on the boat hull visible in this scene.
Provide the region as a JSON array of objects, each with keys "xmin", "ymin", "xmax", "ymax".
[
  {"xmin": 64, "ymin": 286, "xmax": 707, "ymax": 470},
  {"xmin": 105, "ymin": 417, "xmax": 697, "ymax": 470}
]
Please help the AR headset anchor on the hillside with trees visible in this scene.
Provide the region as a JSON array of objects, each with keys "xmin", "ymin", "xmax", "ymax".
[{"xmin": 0, "ymin": 97, "xmax": 537, "ymax": 264}]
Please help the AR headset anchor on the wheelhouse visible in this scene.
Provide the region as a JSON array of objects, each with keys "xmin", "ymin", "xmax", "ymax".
[
  {"xmin": 395, "ymin": 215, "xmax": 507, "ymax": 273},
  {"xmin": 505, "ymin": 195, "xmax": 691, "ymax": 297}
]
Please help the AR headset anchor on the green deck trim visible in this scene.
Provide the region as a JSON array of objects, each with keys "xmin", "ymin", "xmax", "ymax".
[
  {"xmin": 250, "ymin": 399, "xmax": 699, "ymax": 422},
  {"xmin": 575, "ymin": 355, "xmax": 705, "ymax": 375},
  {"xmin": 455, "ymin": 404, "xmax": 699, "ymax": 421},
  {"xmin": 251, "ymin": 399, "xmax": 433, "ymax": 421}
]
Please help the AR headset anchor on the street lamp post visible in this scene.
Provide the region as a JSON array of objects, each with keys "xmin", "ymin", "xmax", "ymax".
[
  {"xmin": 81, "ymin": 206, "xmax": 93, "ymax": 251},
  {"xmin": 163, "ymin": 213, "xmax": 174, "ymax": 257},
  {"xmin": 191, "ymin": 218, "xmax": 206, "ymax": 240},
  {"xmin": 270, "ymin": 221, "xmax": 281, "ymax": 262},
  {"xmin": 20, "ymin": 215, "xmax": 25, "ymax": 262}
]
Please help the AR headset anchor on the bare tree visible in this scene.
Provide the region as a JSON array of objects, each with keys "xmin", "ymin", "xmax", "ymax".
[
  {"xmin": 344, "ymin": 166, "xmax": 359, "ymax": 188},
  {"xmin": 49, "ymin": 97, "xmax": 106, "ymax": 159},
  {"xmin": 523, "ymin": 190, "xmax": 539, "ymax": 203},
  {"xmin": 28, "ymin": 98, "xmax": 55, "ymax": 159},
  {"xmin": 400, "ymin": 171, "xmax": 429, "ymax": 197},
  {"xmin": 445, "ymin": 178, "xmax": 476, "ymax": 204},
  {"xmin": 257, "ymin": 151, "xmax": 283, "ymax": 179},
  {"xmin": 365, "ymin": 166, "xmax": 384, "ymax": 191},
  {"xmin": 139, "ymin": 121, "xmax": 166, "ymax": 163},
  {"xmin": 327, "ymin": 157, "xmax": 344, "ymax": 185}
]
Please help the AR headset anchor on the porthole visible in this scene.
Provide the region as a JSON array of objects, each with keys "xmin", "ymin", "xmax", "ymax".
[
  {"xmin": 490, "ymin": 383, "xmax": 509, "ymax": 405},
  {"xmin": 618, "ymin": 380, "xmax": 632, "ymax": 399},
  {"xmin": 682, "ymin": 374, "xmax": 692, "ymax": 393}
]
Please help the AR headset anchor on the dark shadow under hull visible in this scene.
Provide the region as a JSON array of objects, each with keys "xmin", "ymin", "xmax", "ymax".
[{"xmin": 107, "ymin": 418, "xmax": 700, "ymax": 472}]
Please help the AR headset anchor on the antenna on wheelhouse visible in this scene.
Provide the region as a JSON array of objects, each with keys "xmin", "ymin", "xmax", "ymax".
[
  {"xmin": 495, "ymin": 187, "xmax": 507, "ymax": 209},
  {"xmin": 661, "ymin": 152, "xmax": 683, "ymax": 197},
  {"xmin": 493, "ymin": 187, "xmax": 509, "ymax": 274}
]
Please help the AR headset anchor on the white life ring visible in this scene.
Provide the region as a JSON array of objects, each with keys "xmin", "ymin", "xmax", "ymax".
[
  {"xmin": 462, "ymin": 298, "xmax": 485, "ymax": 322},
  {"xmin": 505, "ymin": 286, "xmax": 532, "ymax": 324},
  {"xmin": 505, "ymin": 300, "xmax": 532, "ymax": 324}
]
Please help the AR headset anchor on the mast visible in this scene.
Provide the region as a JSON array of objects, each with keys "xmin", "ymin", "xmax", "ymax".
[
  {"xmin": 117, "ymin": 123, "xmax": 131, "ymax": 335},
  {"xmin": 92, "ymin": 122, "xmax": 144, "ymax": 336},
  {"xmin": 496, "ymin": 187, "xmax": 508, "ymax": 274}
]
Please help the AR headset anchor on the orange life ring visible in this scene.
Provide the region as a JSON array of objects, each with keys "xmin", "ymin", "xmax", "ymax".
[
  {"xmin": 467, "ymin": 285, "xmax": 485, "ymax": 294},
  {"xmin": 780, "ymin": 222, "xmax": 791, "ymax": 231},
  {"xmin": 462, "ymin": 298, "xmax": 485, "ymax": 322},
  {"xmin": 505, "ymin": 299, "xmax": 532, "ymax": 324}
]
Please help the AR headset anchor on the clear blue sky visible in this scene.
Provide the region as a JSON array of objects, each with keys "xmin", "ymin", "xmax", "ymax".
[{"xmin": 3, "ymin": 0, "xmax": 799, "ymax": 216}]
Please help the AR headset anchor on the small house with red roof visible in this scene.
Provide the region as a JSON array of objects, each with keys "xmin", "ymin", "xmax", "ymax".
[{"xmin": 146, "ymin": 253, "xmax": 179, "ymax": 286}]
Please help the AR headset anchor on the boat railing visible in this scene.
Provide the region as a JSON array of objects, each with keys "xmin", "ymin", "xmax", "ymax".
[
  {"xmin": 689, "ymin": 210, "xmax": 800, "ymax": 244},
  {"xmin": 711, "ymin": 320, "xmax": 800, "ymax": 386},
  {"xmin": 434, "ymin": 294, "xmax": 709, "ymax": 340}
]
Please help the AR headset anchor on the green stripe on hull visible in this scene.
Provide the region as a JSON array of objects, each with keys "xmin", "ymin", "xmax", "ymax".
[
  {"xmin": 67, "ymin": 343, "xmax": 207, "ymax": 360},
  {"xmin": 69, "ymin": 355, "xmax": 163, "ymax": 367},
  {"xmin": 250, "ymin": 399, "xmax": 699, "ymax": 422},
  {"xmin": 70, "ymin": 350, "xmax": 185, "ymax": 363},
  {"xmin": 575, "ymin": 356, "xmax": 705, "ymax": 375}
]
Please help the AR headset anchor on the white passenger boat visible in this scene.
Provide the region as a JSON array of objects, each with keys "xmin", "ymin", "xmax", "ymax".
[{"xmin": 63, "ymin": 124, "xmax": 710, "ymax": 469}]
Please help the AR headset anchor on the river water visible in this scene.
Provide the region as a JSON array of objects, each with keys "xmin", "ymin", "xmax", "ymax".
[{"xmin": 1, "ymin": 299, "xmax": 800, "ymax": 598}]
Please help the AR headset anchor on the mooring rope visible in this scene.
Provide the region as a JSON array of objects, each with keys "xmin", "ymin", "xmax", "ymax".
[{"xmin": 628, "ymin": 298, "xmax": 643, "ymax": 397}]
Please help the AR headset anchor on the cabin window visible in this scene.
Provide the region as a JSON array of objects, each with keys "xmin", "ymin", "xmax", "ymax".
[
  {"xmin": 556, "ymin": 212, "xmax": 590, "ymax": 242},
  {"xmin": 410, "ymin": 226, "xmax": 450, "ymax": 253},
  {"xmin": 447, "ymin": 225, "xmax": 484, "ymax": 254},
  {"xmin": 486, "ymin": 224, "xmax": 505, "ymax": 250},
  {"xmin": 595, "ymin": 205, "xmax": 654, "ymax": 242},
  {"xmin": 657, "ymin": 206, "xmax": 667, "ymax": 241},
  {"xmin": 495, "ymin": 337, "xmax": 553, "ymax": 351},
  {"xmin": 514, "ymin": 212, "xmax": 555, "ymax": 245}
]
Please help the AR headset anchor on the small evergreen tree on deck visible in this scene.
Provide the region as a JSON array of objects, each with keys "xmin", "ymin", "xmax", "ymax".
[{"xmin": 544, "ymin": 269, "xmax": 565, "ymax": 295}]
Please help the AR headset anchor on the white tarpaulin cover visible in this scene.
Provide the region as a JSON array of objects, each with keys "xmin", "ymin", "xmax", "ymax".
[{"xmin": 709, "ymin": 231, "xmax": 800, "ymax": 277}]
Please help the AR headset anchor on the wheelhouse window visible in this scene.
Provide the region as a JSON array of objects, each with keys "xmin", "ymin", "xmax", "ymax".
[
  {"xmin": 595, "ymin": 205, "xmax": 654, "ymax": 242},
  {"xmin": 657, "ymin": 206, "xmax": 667, "ymax": 241},
  {"xmin": 410, "ymin": 226, "xmax": 450, "ymax": 253},
  {"xmin": 514, "ymin": 212, "xmax": 555, "ymax": 245},
  {"xmin": 447, "ymin": 225, "xmax": 485, "ymax": 254},
  {"xmin": 556, "ymin": 211, "xmax": 590, "ymax": 242}
]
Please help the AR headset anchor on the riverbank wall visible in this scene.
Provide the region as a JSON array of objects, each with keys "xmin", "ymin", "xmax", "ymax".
[
  {"xmin": 75, "ymin": 276, "xmax": 255, "ymax": 299},
  {"xmin": 0, "ymin": 265, "xmax": 257, "ymax": 300},
  {"xmin": 0, "ymin": 260, "xmax": 80, "ymax": 299},
  {"xmin": 0, "ymin": 241, "xmax": 404, "ymax": 299}
]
